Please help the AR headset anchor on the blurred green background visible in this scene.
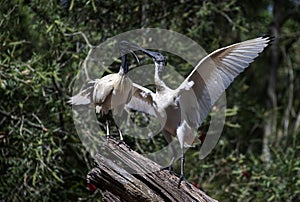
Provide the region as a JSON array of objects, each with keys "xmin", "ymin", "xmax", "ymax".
[{"xmin": 1, "ymin": 0, "xmax": 299, "ymax": 201}]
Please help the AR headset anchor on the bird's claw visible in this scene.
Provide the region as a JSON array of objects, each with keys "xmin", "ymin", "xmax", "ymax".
[
  {"xmin": 117, "ymin": 140, "xmax": 131, "ymax": 150},
  {"xmin": 105, "ymin": 135, "xmax": 119, "ymax": 144},
  {"xmin": 178, "ymin": 175, "xmax": 192, "ymax": 189}
]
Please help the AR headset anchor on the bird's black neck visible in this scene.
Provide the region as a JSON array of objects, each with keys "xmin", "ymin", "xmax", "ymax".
[{"xmin": 120, "ymin": 54, "xmax": 128, "ymax": 74}]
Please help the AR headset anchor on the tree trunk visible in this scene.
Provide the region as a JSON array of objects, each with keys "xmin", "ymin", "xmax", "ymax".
[
  {"xmin": 294, "ymin": 109, "xmax": 300, "ymax": 133},
  {"xmin": 263, "ymin": 0, "xmax": 281, "ymax": 163},
  {"xmin": 87, "ymin": 140, "xmax": 218, "ymax": 202}
]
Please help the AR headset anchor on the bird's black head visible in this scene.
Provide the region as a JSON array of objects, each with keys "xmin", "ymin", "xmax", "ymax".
[
  {"xmin": 119, "ymin": 41, "xmax": 140, "ymax": 64},
  {"xmin": 119, "ymin": 41, "xmax": 141, "ymax": 74},
  {"xmin": 143, "ymin": 50, "xmax": 167, "ymax": 66},
  {"xmin": 124, "ymin": 42, "xmax": 167, "ymax": 66}
]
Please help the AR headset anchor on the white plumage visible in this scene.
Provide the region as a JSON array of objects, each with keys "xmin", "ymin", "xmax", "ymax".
[
  {"xmin": 127, "ymin": 36, "xmax": 271, "ymax": 188},
  {"xmin": 69, "ymin": 69, "xmax": 133, "ymax": 115},
  {"xmin": 69, "ymin": 42, "xmax": 137, "ymax": 141}
]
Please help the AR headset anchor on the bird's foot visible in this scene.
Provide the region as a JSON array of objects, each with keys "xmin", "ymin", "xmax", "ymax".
[
  {"xmin": 178, "ymin": 175, "xmax": 192, "ymax": 189},
  {"xmin": 160, "ymin": 165, "xmax": 176, "ymax": 175},
  {"xmin": 106, "ymin": 135, "xmax": 118, "ymax": 143},
  {"xmin": 117, "ymin": 140, "xmax": 131, "ymax": 150}
]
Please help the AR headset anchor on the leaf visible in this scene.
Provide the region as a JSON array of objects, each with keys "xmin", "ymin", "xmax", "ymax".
[
  {"xmin": 226, "ymin": 122, "xmax": 241, "ymax": 128},
  {"xmin": 46, "ymin": 24, "xmax": 54, "ymax": 33},
  {"xmin": 52, "ymin": 171, "xmax": 64, "ymax": 183}
]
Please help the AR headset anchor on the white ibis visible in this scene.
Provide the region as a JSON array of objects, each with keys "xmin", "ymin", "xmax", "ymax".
[
  {"xmin": 69, "ymin": 41, "xmax": 139, "ymax": 142},
  {"xmin": 126, "ymin": 36, "xmax": 271, "ymax": 188}
]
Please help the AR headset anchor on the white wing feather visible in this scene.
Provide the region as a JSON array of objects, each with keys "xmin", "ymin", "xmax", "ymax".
[
  {"xmin": 68, "ymin": 80, "xmax": 95, "ymax": 105},
  {"xmin": 126, "ymin": 83, "xmax": 157, "ymax": 116},
  {"xmin": 179, "ymin": 36, "xmax": 271, "ymax": 128}
]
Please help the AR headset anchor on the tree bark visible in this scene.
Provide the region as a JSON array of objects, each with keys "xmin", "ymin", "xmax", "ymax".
[
  {"xmin": 87, "ymin": 140, "xmax": 218, "ymax": 202},
  {"xmin": 294, "ymin": 109, "xmax": 300, "ymax": 133}
]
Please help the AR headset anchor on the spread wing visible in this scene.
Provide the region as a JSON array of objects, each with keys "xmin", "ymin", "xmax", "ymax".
[
  {"xmin": 93, "ymin": 77, "xmax": 115, "ymax": 104},
  {"xmin": 68, "ymin": 80, "xmax": 95, "ymax": 105},
  {"xmin": 126, "ymin": 83, "xmax": 157, "ymax": 116},
  {"xmin": 68, "ymin": 75, "xmax": 117, "ymax": 106},
  {"xmin": 178, "ymin": 36, "xmax": 271, "ymax": 128}
]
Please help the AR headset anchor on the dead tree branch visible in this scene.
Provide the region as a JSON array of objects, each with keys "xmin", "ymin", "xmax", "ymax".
[{"xmin": 87, "ymin": 140, "xmax": 218, "ymax": 202}]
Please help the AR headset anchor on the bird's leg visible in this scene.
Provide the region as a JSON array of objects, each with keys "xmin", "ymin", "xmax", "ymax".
[
  {"xmin": 117, "ymin": 126, "xmax": 124, "ymax": 142},
  {"xmin": 178, "ymin": 148, "xmax": 192, "ymax": 189},
  {"xmin": 175, "ymin": 121, "xmax": 192, "ymax": 188},
  {"xmin": 115, "ymin": 122, "xmax": 131, "ymax": 150},
  {"xmin": 106, "ymin": 118, "xmax": 110, "ymax": 140},
  {"xmin": 160, "ymin": 156, "xmax": 175, "ymax": 173},
  {"xmin": 160, "ymin": 131, "xmax": 177, "ymax": 174}
]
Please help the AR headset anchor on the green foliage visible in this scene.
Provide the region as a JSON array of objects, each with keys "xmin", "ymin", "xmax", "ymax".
[
  {"xmin": 181, "ymin": 132, "xmax": 300, "ymax": 202},
  {"xmin": 218, "ymin": 132, "xmax": 299, "ymax": 201},
  {"xmin": 1, "ymin": 0, "xmax": 300, "ymax": 201}
]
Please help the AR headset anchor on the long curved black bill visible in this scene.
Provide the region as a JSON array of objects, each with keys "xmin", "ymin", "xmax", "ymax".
[
  {"xmin": 120, "ymin": 41, "xmax": 166, "ymax": 65},
  {"xmin": 119, "ymin": 41, "xmax": 140, "ymax": 65},
  {"xmin": 128, "ymin": 43, "xmax": 166, "ymax": 65},
  {"xmin": 128, "ymin": 43, "xmax": 158, "ymax": 58},
  {"xmin": 129, "ymin": 50, "xmax": 140, "ymax": 64}
]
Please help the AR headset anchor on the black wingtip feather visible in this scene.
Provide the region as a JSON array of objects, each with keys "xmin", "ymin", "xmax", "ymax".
[{"xmin": 261, "ymin": 35, "xmax": 275, "ymax": 44}]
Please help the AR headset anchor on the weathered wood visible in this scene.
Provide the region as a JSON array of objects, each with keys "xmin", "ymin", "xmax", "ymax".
[
  {"xmin": 87, "ymin": 140, "xmax": 218, "ymax": 202},
  {"xmin": 102, "ymin": 190, "xmax": 122, "ymax": 202}
]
